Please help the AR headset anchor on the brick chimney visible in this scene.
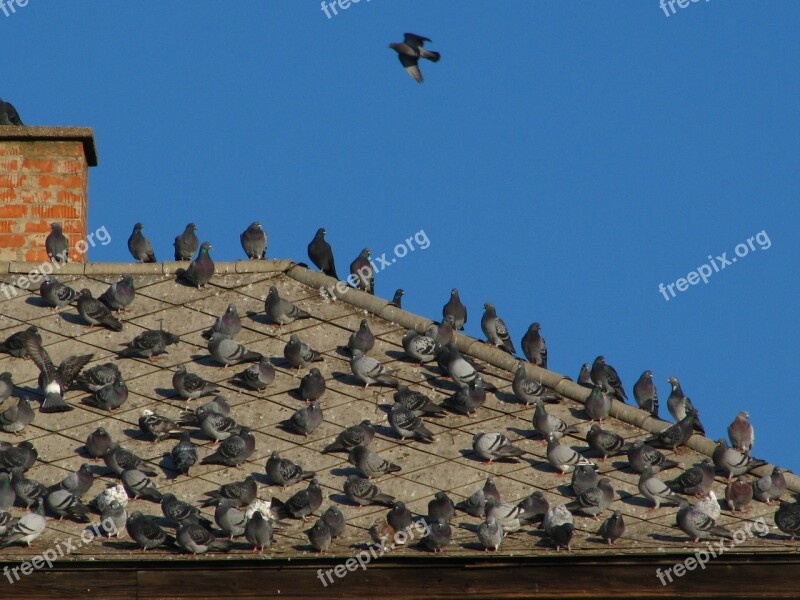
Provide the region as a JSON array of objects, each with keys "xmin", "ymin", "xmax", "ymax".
[{"xmin": 0, "ymin": 127, "xmax": 98, "ymax": 263}]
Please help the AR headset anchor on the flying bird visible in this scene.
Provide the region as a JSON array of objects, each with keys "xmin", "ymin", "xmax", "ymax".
[{"xmin": 389, "ymin": 33, "xmax": 441, "ymax": 83}]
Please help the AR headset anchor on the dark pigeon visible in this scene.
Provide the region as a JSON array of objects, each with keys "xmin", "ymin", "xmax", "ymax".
[
  {"xmin": 181, "ymin": 242, "xmax": 215, "ymax": 289},
  {"xmin": 202, "ymin": 303, "xmax": 241, "ymax": 340},
  {"xmin": 389, "ymin": 33, "xmax": 441, "ymax": 84},
  {"xmin": 118, "ymin": 329, "xmax": 180, "ymax": 360},
  {"xmin": 171, "ymin": 432, "xmax": 198, "ymax": 476},
  {"xmin": 127, "ymin": 223, "xmax": 156, "ymax": 263},
  {"xmin": 0, "ymin": 99, "xmax": 23, "ymax": 126},
  {"xmin": 481, "ymin": 303, "xmax": 516, "ymax": 354},
  {"xmin": 442, "ymin": 288, "xmax": 466, "ymax": 330},
  {"xmin": 667, "ymin": 377, "xmax": 705, "ymax": 435},
  {"xmin": 307, "ymin": 228, "xmax": 338, "ymax": 278},
  {"xmin": 298, "ymin": 367, "xmax": 325, "ymax": 401},
  {"xmin": 76, "ymin": 363, "xmax": 121, "ymax": 391},
  {"xmin": 0, "ymin": 326, "xmax": 41, "ymax": 358},
  {"xmin": 240, "ymin": 221, "xmax": 267, "ymax": 259},
  {"xmin": 98, "ymin": 274, "xmax": 135, "ymax": 313},
  {"xmin": 24, "ymin": 336, "xmax": 93, "ymax": 413},
  {"xmin": 633, "ymin": 370, "xmax": 659, "ymax": 418},
  {"xmin": 77, "ymin": 289, "xmax": 123, "ymax": 332},
  {"xmin": 349, "ymin": 248, "xmax": 374, "ymax": 294},
  {"xmin": 521, "ymin": 322, "xmax": 547, "ymax": 368},
  {"xmin": 45, "ymin": 223, "xmax": 69, "ymax": 263},
  {"xmin": 591, "ymin": 356, "xmax": 627, "ymax": 403},
  {"xmin": 39, "ymin": 276, "xmax": 78, "ymax": 310},
  {"xmin": 174, "ymin": 223, "xmax": 199, "ymax": 261}
]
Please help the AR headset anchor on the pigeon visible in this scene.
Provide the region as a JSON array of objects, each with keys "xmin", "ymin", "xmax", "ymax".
[
  {"xmin": 421, "ymin": 518, "xmax": 451, "ymax": 553},
  {"xmin": 444, "ymin": 343, "xmax": 496, "ymax": 390},
  {"xmin": 171, "ymin": 432, "xmax": 198, "ymax": 476},
  {"xmin": 565, "ymin": 478, "xmax": 615, "ymax": 518},
  {"xmin": 521, "ymin": 322, "xmax": 547, "ymax": 368},
  {"xmin": 24, "ymin": 336, "xmax": 93, "ymax": 413},
  {"xmin": 774, "ymin": 501, "xmax": 800, "ymax": 540},
  {"xmin": 118, "ymin": 329, "xmax": 180, "ymax": 360},
  {"xmin": 627, "ymin": 440, "xmax": 679, "ymax": 474},
  {"xmin": 77, "ymin": 362, "xmax": 121, "ymax": 392},
  {"xmin": 39, "ymin": 276, "xmax": 79, "ymax": 310},
  {"xmin": 126, "ymin": 511, "xmax": 174, "ymax": 551},
  {"xmin": 11, "ymin": 469, "xmax": 46, "ymax": 508},
  {"xmin": 442, "ymin": 288, "xmax": 467, "ymax": 330},
  {"xmin": 45, "ymin": 489, "xmax": 90, "ymax": 522},
  {"xmin": 161, "ymin": 493, "xmax": 211, "ymax": 527},
  {"xmin": 676, "ymin": 502, "xmax": 733, "ymax": 542},
  {"xmin": 181, "ymin": 242, "xmax": 215, "ymax": 289},
  {"xmin": 139, "ymin": 409, "xmax": 183, "ymax": 442},
  {"xmin": 473, "ymin": 432, "xmax": 526, "ymax": 463},
  {"xmin": 245, "ymin": 511, "xmax": 274, "ymax": 551},
  {"xmin": 321, "ymin": 420, "xmax": 375, "ymax": 453},
  {"xmin": 266, "ymin": 451, "xmax": 315, "ymax": 487},
  {"xmin": 284, "ymin": 334, "xmax": 322, "ymax": 369},
  {"xmin": 48, "ymin": 463, "xmax": 94, "ymax": 498},
  {"xmin": 481, "ymin": 303, "xmax": 516, "ymax": 354},
  {"xmin": 272, "ymin": 479, "xmax": 323, "ymax": 520},
  {"xmin": 430, "ymin": 316, "xmax": 456, "ymax": 346},
  {"xmin": 753, "ymin": 466, "xmax": 786, "ymax": 504},
  {"xmin": 456, "ymin": 477, "xmax": 500, "ymax": 518},
  {"xmin": 349, "ymin": 248, "xmax": 374, "ymax": 294},
  {"xmin": 485, "ymin": 496, "xmax": 543, "ymax": 532},
  {"xmin": 239, "ymin": 358, "xmax": 276, "ymax": 392},
  {"xmin": 215, "ymin": 500, "xmax": 247, "ymax": 539},
  {"xmin": 77, "ymin": 288, "xmax": 123, "ymax": 331},
  {"xmin": 347, "ymin": 319, "xmax": 375, "ymax": 355},
  {"xmin": 0, "ymin": 397, "xmax": 34, "ymax": 434},
  {"xmin": 0, "ymin": 372, "xmax": 12, "ymax": 404},
  {"xmin": 287, "ymin": 401, "xmax": 323, "ymax": 437},
  {"xmin": 197, "ymin": 413, "xmax": 245, "ymax": 444},
  {"xmin": 402, "ymin": 330, "xmax": 437, "ymax": 364},
  {"xmin": 201, "ymin": 427, "xmax": 255, "ymax": 467},
  {"xmin": 200, "ymin": 476, "xmax": 258, "ymax": 508},
  {"xmin": 638, "ymin": 466, "xmax": 681, "ymax": 510},
  {"xmin": 712, "ymin": 439, "xmax": 767, "ymax": 481},
  {"xmin": 633, "ymin": 370, "xmax": 659, "ymax": 417},
  {"xmin": 265, "ymin": 286, "xmax": 311, "ymax": 326},
  {"xmin": 388, "ymin": 404, "xmax": 434, "ymax": 442},
  {"xmin": 240, "ymin": 221, "xmax": 267, "ymax": 259},
  {"xmin": 307, "ymin": 228, "xmax": 338, "ymax": 278},
  {"xmin": 103, "ymin": 444, "xmax": 157, "ymax": 477},
  {"xmin": 349, "ymin": 446, "xmax": 401, "ymax": 478},
  {"xmin": 543, "ymin": 504, "xmax": 574, "ymax": 550},
  {"xmin": 513, "ymin": 364, "xmax": 559, "ymax": 407},
  {"xmin": 728, "ymin": 411, "xmax": 754, "ymax": 455},
  {"xmin": 393, "ymin": 386, "xmax": 445, "ymax": 417},
  {"xmin": 725, "ymin": 476, "xmax": 754, "ymax": 513},
  {"xmin": 176, "ymin": 522, "xmax": 230, "ymax": 554},
  {"xmin": 304, "ymin": 518, "xmax": 332, "ymax": 554},
  {"xmin": 298, "ymin": 367, "xmax": 325, "ymax": 401},
  {"xmin": 45, "ymin": 223, "xmax": 69, "ymax": 263},
  {"xmin": 82, "ymin": 376, "xmax": 128, "ymax": 411},
  {"xmin": 322, "ymin": 505, "xmax": 346, "ymax": 539},
  {"xmin": 571, "ymin": 464, "xmax": 600, "ymax": 497},
  {"xmin": 202, "ymin": 303, "xmax": 241, "ymax": 340},
  {"xmin": 369, "ymin": 517, "xmax": 396, "ymax": 546},
  {"xmin": 645, "ymin": 409, "xmax": 698, "ymax": 451},
  {"xmin": 0, "ymin": 441, "xmax": 37, "ymax": 472},
  {"xmin": 598, "ymin": 510, "xmax": 625, "ymax": 544},
  {"xmin": 586, "ymin": 424, "xmax": 630, "ymax": 460},
  {"xmin": 695, "ymin": 490, "xmax": 721, "ymax": 521},
  {"xmin": 0, "ymin": 500, "xmax": 45, "ymax": 547},
  {"xmin": 0, "ymin": 99, "xmax": 23, "ymax": 126},
  {"xmin": 590, "ymin": 356, "xmax": 627, "ymax": 403},
  {"xmin": 0, "ymin": 326, "xmax": 41, "ymax": 358},
  {"xmin": 174, "ymin": 223, "xmax": 199, "ymax": 261},
  {"xmin": 351, "ymin": 349, "xmax": 398, "ymax": 388},
  {"xmin": 0, "ymin": 473, "xmax": 15, "ymax": 510},
  {"xmin": 99, "ymin": 500, "xmax": 126, "ymax": 537},
  {"xmin": 668, "ymin": 459, "xmax": 715, "ymax": 496},
  {"xmin": 208, "ymin": 332, "xmax": 262, "ymax": 367},
  {"xmin": 428, "ymin": 491, "xmax": 455, "ymax": 522},
  {"xmin": 387, "ymin": 501, "xmax": 412, "ymax": 534},
  {"xmin": 666, "ymin": 377, "xmax": 705, "ymax": 434},
  {"xmin": 390, "ymin": 289, "xmax": 404, "ymax": 308},
  {"xmin": 444, "ymin": 374, "xmax": 486, "ymax": 416},
  {"xmin": 99, "ymin": 273, "xmax": 135, "ymax": 312},
  {"xmin": 344, "ymin": 475, "xmax": 395, "ymax": 507},
  {"xmin": 121, "ymin": 469, "xmax": 162, "ymax": 503},
  {"xmin": 584, "ymin": 385, "xmax": 612, "ymax": 422},
  {"xmin": 127, "ymin": 223, "xmax": 156, "ymax": 263},
  {"xmin": 547, "ymin": 433, "xmax": 595, "ymax": 475},
  {"xmin": 389, "ymin": 33, "xmax": 441, "ymax": 84},
  {"xmin": 85, "ymin": 427, "xmax": 113, "ymax": 460},
  {"xmin": 178, "ymin": 396, "xmax": 231, "ymax": 427},
  {"xmin": 173, "ymin": 365, "xmax": 219, "ymax": 399}
]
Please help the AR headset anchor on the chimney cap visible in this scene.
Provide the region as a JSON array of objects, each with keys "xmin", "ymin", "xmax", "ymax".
[{"xmin": 0, "ymin": 126, "xmax": 98, "ymax": 166}]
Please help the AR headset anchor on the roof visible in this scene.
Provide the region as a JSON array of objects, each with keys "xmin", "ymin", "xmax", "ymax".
[
  {"xmin": 0, "ymin": 259, "xmax": 797, "ymax": 597},
  {"xmin": 0, "ymin": 126, "xmax": 98, "ymax": 167}
]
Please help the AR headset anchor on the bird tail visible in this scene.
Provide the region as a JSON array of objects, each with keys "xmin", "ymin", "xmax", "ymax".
[
  {"xmin": 242, "ymin": 351, "xmax": 263, "ymax": 363},
  {"xmin": 422, "ymin": 50, "xmax": 441, "ymax": 62},
  {"xmin": 321, "ymin": 441, "xmax": 342, "ymax": 454},
  {"xmin": 40, "ymin": 394, "xmax": 74, "ymax": 413},
  {"xmin": 415, "ymin": 424, "xmax": 435, "ymax": 443},
  {"xmin": 375, "ymin": 493, "xmax": 396, "ymax": 507},
  {"xmin": 103, "ymin": 316, "xmax": 124, "ymax": 332},
  {"xmin": 323, "ymin": 267, "xmax": 338, "ymax": 279}
]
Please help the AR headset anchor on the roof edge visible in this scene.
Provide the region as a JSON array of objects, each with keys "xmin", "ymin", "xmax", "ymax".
[{"xmin": 0, "ymin": 126, "xmax": 98, "ymax": 166}]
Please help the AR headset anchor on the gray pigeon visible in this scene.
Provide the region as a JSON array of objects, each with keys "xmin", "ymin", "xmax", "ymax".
[
  {"xmin": 103, "ymin": 444, "xmax": 157, "ymax": 476},
  {"xmin": 266, "ymin": 451, "xmax": 315, "ymax": 487},
  {"xmin": 485, "ymin": 496, "xmax": 542, "ymax": 533},
  {"xmin": 0, "ymin": 327, "xmax": 41, "ymax": 358},
  {"xmin": 77, "ymin": 362, "xmax": 121, "ymax": 392},
  {"xmin": 481, "ymin": 303, "xmax": 516, "ymax": 354},
  {"xmin": 82, "ymin": 377, "xmax": 128, "ymax": 411},
  {"xmin": 627, "ymin": 440, "xmax": 679, "ymax": 474},
  {"xmin": 118, "ymin": 329, "xmax": 180, "ymax": 360},
  {"xmin": 388, "ymin": 404, "xmax": 434, "ymax": 442},
  {"xmin": 272, "ymin": 478, "xmax": 323, "ymax": 520},
  {"xmin": 521, "ymin": 322, "xmax": 547, "ymax": 368},
  {"xmin": 547, "ymin": 433, "xmax": 595, "ymax": 474},
  {"xmin": 430, "ymin": 316, "xmax": 456, "ymax": 346},
  {"xmin": 347, "ymin": 319, "xmax": 375, "ymax": 354},
  {"xmin": 45, "ymin": 223, "xmax": 69, "ymax": 263},
  {"xmin": 598, "ymin": 509, "xmax": 625, "ymax": 544},
  {"xmin": 444, "ymin": 343, "xmax": 496, "ymax": 390},
  {"xmin": 514, "ymin": 363, "xmax": 559, "ymax": 406},
  {"xmin": 586, "ymin": 424, "xmax": 630, "ymax": 460},
  {"xmin": 99, "ymin": 500, "xmax": 126, "ymax": 537},
  {"xmin": 442, "ymin": 288, "xmax": 467, "ymax": 330},
  {"xmin": 349, "ymin": 445, "xmax": 401, "ymax": 478},
  {"xmin": 0, "ymin": 372, "xmax": 12, "ymax": 403},
  {"xmin": 533, "ymin": 398, "xmax": 577, "ymax": 440},
  {"xmin": 0, "ymin": 442, "xmax": 37, "ymax": 472},
  {"xmin": 240, "ymin": 358, "xmax": 276, "ymax": 391},
  {"xmin": 725, "ymin": 476, "xmax": 754, "ymax": 513},
  {"xmin": 307, "ymin": 518, "xmax": 332, "ymax": 553},
  {"xmin": 712, "ymin": 439, "xmax": 767, "ymax": 481},
  {"xmin": 215, "ymin": 500, "xmax": 247, "ymax": 539},
  {"xmin": 676, "ymin": 502, "xmax": 733, "ymax": 542},
  {"xmin": 39, "ymin": 276, "xmax": 78, "ymax": 310},
  {"xmin": 645, "ymin": 409, "xmax": 698, "ymax": 451},
  {"xmin": 77, "ymin": 288, "xmax": 123, "ymax": 331},
  {"xmin": 177, "ymin": 396, "xmax": 231, "ymax": 427},
  {"xmin": 590, "ymin": 356, "xmax": 627, "ymax": 403},
  {"xmin": 753, "ymin": 466, "xmax": 786, "ymax": 504},
  {"xmin": 633, "ymin": 370, "xmax": 659, "ymax": 417},
  {"xmin": 428, "ymin": 491, "xmax": 455, "ymax": 522},
  {"xmin": 126, "ymin": 511, "xmax": 174, "ymax": 551},
  {"xmin": 201, "ymin": 427, "xmax": 255, "ymax": 467},
  {"xmin": 473, "ymin": 432, "xmax": 526, "ymax": 463},
  {"xmin": 402, "ymin": 330, "xmax": 436, "ymax": 364},
  {"xmin": 287, "ymin": 401, "xmax": 323, "ymax": 437},
  {"xmin": 48, "ymin": 463, "xmax": 93, "ymax": 498},
  {"xmin": 0, "ymin": 397, "xmax": 34, "ymax": 434},
  {"xmin": 208, "ymin": 332, "xmax": 262, "ymax": 367},
  {"xmin": 0, "ymin": 473, "xmax": 15, "ymax": 511},
  {"xmin": 322, "ymin": 505, "xmax": 347, "ymax": 539},
  {"xmin": 387, "ymin": 501, "xmax": 412, "ymax": 534},
  {"xmin": 265, "ymin": 286, "xmax": 311, "ymax": 326},
  {"xmin": 11, "ymin": 469, "xmax": 46, "ymax": 508},
  {"xmin": 181, "ymin": 242, "xmax": 215, "ymax": 289},
  {"xmin": 202, "ymin": 303, "xmax": 241, "ymax": 340},
  {"xmin": 161, "ymin": 493, "xmax": 211, "ymax": 527},
  {"xmin": 85, "ymin": 427, "xmax": 113, "ymax": 460},
  {"xmin": 350, "ymin": 349, "xmax": 398, "ymax": 388},
  {"xmin": 200, "ymin": 476, "xmax": 257, "ymax": 508},
  {"xmin": 393, "ymin": 386, "xmax": 445, "ymax": 417},
  {"xmin": 128, "ymin": 223, "xmax": 156, "ymax": 263},
  {"xmin": 444, "ymin": 374, "xmax": 486, "ymax": 416},
  {"xmin": 638, "ymin": 466, "xmax": 680, "ymax": 511},
  {"xmin": 389, "ymin": 33, "xmax": 441, "ymax": 84},
  {"xmin": 173, "ymin": 365, "xmax": 219, "ymax": 399},
  {"xmin": 121, "ymin": 469, "xmax": 163, "ymax": 502},
  {"xmin": 667, "ymin": 459, "xmax": 715, "ymax": 496},
  {"xmin": 0, "ymin": 500, "xmax": 45, "ymax": 547},
  {"xmin": 571, "ymin": 464, "xmax": 600, "ymax": 497},
  {"xmin": 321, "ymin": 420, "xmax": 375, "ymax": 453},
  {"xmin": 666, "ymin": 377, "xmax": 705, "ymax": 434},
  {"xmin": 171, "ymin": 432, "xmax": 198, "ymax": 475},
  {"xmin": 240, "ymin": 221, "xmax": 267, "ymax": 259},
  {"xmin": 577, "ymin": 363, "xmax": 593, "ymax": 388},
  {"xmin": 421, "ymin": 518, "xmax": 451, "ymax": 553},
  {"xmin": 139, "ymin": 409, "xmax": 183, "ymax": 442},
  {"xmin": 245, "ymin": 511, "xmax": 274, "ymax": 551},
  {"xmin": 0, "ymin": 99, "xmax": 23, "ymax": 126},
  {"xmin": 307, "ymin": 228, "xmax": 338, "ymax": 278},
  {"xmin": 24, "ymin": 336, "xmax": 93, "ymax": 413},
  {"xmin": 44, "ymin": 489, "xmax": 90, "ymax": 522},
  {"xmin": 174, "ymin": 223, "xmax": 199, "ymax": 261},
  {"xmin": 343, "ymin": 475, "xmax": 395, "ymax": 507},
  {"xmin": 565, "ymin": 478, "xmax": 614, "ymax": 518},
  {"xmin": 774, "ymin": 501, "xmax": 800, "ymax": 540},
  {"xmin": 584, "ymin": 385, "xmax": 612, "ymax": 422},
  {"xmin": 176, "ymin": 522, "xmax": 230, "ymax": 554},
  {"xmin": 543, "ymin": 504, "xmax": 574, "ymax": 548},
  {"xmin": 284, "ymin": 334, "xmax": 322, "ymax": 369},
  {"xmin": 298, "ymin": 367, "xmax": 325, "ymax": 401},
  {"xmin": 98, "ymin": 274, "xmax": 135, "ymax": 312},
  {"xmin": 456, "ymin": 477, "xmax": 500, "ymax": 518},
  {"xmin": 728, "ymin": 411, "xmax": 754, "ymax": 455},
  {"xmin": 349, "ymin": 248, "xmax": 374, "ymax": 294}
]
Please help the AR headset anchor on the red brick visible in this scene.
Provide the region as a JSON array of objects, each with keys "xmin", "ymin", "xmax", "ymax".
[
  {"xmin": 0, "ymin": 174, "xmax": 28, "ymax": 188},
  {"xmin": 0, "ymin": 189, "xmax": 16, "ymax": 202},
  {"xmin": 21, "ymin": 158, "xmax": 55, "ymax": 173},
  {"xmin": 62, "ymin": 221, "xmax": 87, "ymax": 234},
  {"xmin": 19, "ymin": 189, "xmax": 54, "ymax": 204},
  {"xmin": 29, "ymin": 142, "xmax": 84, "ymax": 158},
  {"xmin": 0, "ymin": 220, "xmax": 17, "ymax": 233},
  {"xmin": 54, "ymin": 160, "xmax": 84, "ymax": 174},
  {"xmin": 24, "ymin": 221, "xmax": 52, "ymax": 233},
  {"xmin": 30, "ymin": 205, "xmax": 79, "ymax": 219},
  {"xmin": 36, "ymin": 175, "xmax": 84, "ymax": 189},
  {"xmin": 0, "ymin": 159, "xmax": 20, "ymax": 171},
  {"xmin": 0, "ymin": 205, "xmax": 27, "ymax": 218},
  {"xmin": 0, "ymin": 235, "xmax": 27, "ymax": 247},
  {"xmin": 0, "ymin": 144, "xmax": 23, "ymax": 156},
  {"xmin": 24, "ymin": 249, "xmax": 50, "ymax": 263},
  {"xmin": 56, "ymin": 190, "xmax": 84, "ymax": 204}
]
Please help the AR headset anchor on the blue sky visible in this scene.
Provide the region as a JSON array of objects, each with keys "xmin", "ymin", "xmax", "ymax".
[{"xmin": 4, "ymin": 2, "xmax": 798, "ymax": 471}]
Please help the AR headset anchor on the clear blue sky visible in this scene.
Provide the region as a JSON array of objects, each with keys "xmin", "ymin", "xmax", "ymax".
[{"xmin": 5, "ymin": 2, "xmax": 798, "ymax": 471}]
